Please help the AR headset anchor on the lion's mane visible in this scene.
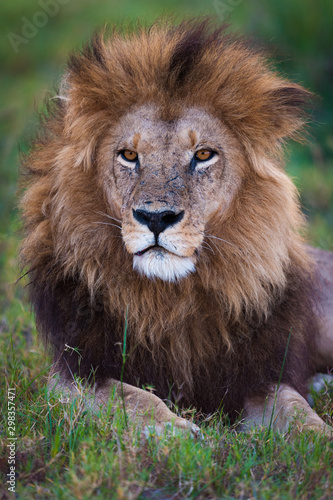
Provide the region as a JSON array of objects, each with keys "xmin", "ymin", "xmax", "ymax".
[{"xmin": 20, "ymin": 19, "xmax": 318, "ymax": 419}]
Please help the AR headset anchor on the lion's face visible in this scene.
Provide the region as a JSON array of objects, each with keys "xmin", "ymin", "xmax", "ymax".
[{"xmin": 99, "ymin": 105, "xmax": 243, "ymax": 281}]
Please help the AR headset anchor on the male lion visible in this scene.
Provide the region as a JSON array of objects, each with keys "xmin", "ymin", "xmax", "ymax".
[{"xmin": 20, "ymin": 20, "xmax": 333, "ymax": 435}]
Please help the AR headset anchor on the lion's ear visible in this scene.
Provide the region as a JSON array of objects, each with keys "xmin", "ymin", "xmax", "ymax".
[
  {"xmin": 240, "ymin": 81, "xmax": 313, "ymax": 177},
  {"xmin": 239, "ymin": 84, "xmax": 313, "ymax": 177},
  {"xmin": 265, "ymin": 83, "xmax": 313, "ymax": 142}
]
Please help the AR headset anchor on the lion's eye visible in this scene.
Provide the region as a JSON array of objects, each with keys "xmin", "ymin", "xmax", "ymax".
[
  {"xmin": 194, "ymin": 149, "xmax": 215, "ymax": 162},
  {"xmin": 120, "ymin": 150, "xmax": 138, "ymax": 162}
]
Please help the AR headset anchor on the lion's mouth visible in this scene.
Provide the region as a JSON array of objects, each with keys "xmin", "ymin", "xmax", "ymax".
[{"xmin": 135, "ymin": 245, "xmax": 165, "ymax": 257}]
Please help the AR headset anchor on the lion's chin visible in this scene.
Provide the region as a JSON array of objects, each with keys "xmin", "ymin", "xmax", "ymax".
[{"xmin": 133, "ymin": 249, "xmax": 196, "ymax": 282}]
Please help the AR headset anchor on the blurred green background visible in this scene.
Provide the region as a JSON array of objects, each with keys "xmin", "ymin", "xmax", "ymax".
[{"xmin": 1, "ymin": 0, "xmax": 333, "ymax": 295}]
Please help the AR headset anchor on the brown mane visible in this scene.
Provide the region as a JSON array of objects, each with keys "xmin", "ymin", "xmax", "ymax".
[{"xmin": 20, "ymin": 19, "xmax": 317, "ymax": 420}]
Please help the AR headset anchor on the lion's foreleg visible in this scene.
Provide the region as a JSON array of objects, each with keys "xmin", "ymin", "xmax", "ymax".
[
  {"xmin": 48, "ymin": 372, "xmax": 199, "ymax": 435},
  {"xmin": 242, "ymin": 384, "xmax": 332, "ymax": 435}
]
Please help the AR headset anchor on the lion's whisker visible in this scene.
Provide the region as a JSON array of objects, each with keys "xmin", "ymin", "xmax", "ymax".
[
  {"xmin": 94, "ymin": 210, "xmax": 122, "ymax": 224},
  {"xmin": 201, "ymin": 241, "xmax": 215, "ymax": 255},
  {"xmin": 92, "ymin": 221, "xmax": 122, "ymax": 230},
  {"xmin": 204, "ymin": 233, "xmax": 237, "ymax": 248},
  {"xmin": 205, "ymin": 238, "xmax": 227, "ymax": 261}
]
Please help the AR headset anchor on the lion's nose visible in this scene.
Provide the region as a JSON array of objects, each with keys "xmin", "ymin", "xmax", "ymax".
[{"xmin": 133, "ymin": 209, "xmax": 184, "ymax": 237}]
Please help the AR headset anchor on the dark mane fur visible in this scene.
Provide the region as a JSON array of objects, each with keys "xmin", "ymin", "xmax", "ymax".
[{"xmin": 30, "ymin": 258, "xmax": 317, "ymax": 420}]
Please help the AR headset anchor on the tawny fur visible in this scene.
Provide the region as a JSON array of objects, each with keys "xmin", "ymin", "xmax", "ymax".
[{"xmin": 19, "ymin": 19, "xmax": 332, "ymax": 426}]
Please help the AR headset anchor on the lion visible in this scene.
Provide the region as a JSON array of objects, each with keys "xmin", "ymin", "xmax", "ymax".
[{"xmin": 20, "ymin": 19, "xmax": 333, "ymax": 436}]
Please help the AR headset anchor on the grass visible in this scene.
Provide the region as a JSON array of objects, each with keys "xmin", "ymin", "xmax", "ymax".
[
  {"xmin": 1, "ymin": 0, "xmax": 333, "ymax": 498},
  {"xmin": 1, "ymin": 330, "xmax": 333, "ymax": 499}
]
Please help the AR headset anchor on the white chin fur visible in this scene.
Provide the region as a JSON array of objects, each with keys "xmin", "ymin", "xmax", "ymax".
[{"xmin": 133, "ymin": 249, "xmax": 195, "ymax": 282}]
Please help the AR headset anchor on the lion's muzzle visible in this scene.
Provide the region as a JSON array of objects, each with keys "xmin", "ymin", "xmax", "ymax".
[{"xmin": 125, "ymin": 207, "xmax": 197, "ymax": 282}]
